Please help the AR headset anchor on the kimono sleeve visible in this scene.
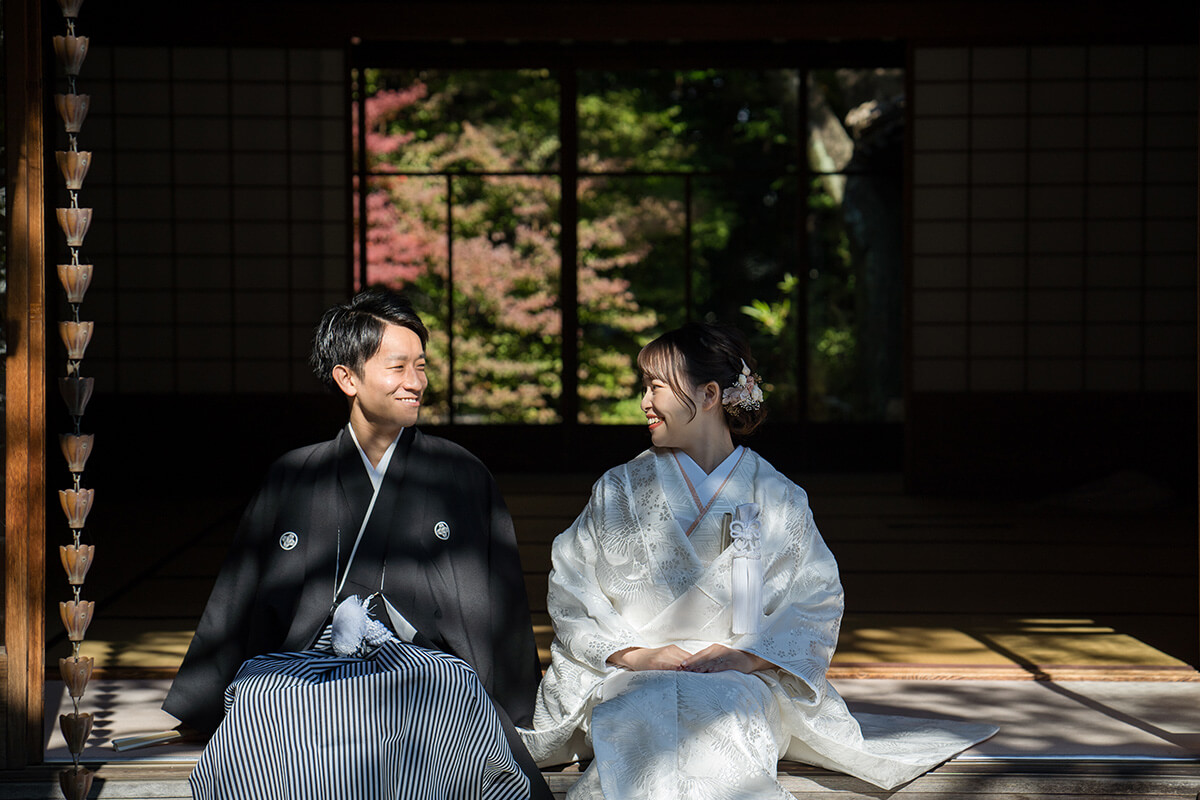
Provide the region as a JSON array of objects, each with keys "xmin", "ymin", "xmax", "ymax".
[
  {"xmin": 545, "ymin": 473, "xmax": 642, "ymax": 673},
  {"xmin": 162, "ymin": 462, "xmax": 284, "ymax": 735},
  {"xmin": 733, "ymin": 481, "xmax": 844, "ymax": 700}
]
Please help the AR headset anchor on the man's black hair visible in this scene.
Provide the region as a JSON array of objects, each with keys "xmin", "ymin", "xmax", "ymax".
[{"xmin": 309, "ymin": 287, "xmax": 429, "ymax": 391}]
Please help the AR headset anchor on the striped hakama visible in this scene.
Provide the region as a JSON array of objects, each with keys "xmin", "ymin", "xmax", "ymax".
[{"xmin": 190, "ymin": 638, "xmax": 531, "ymax": 800}]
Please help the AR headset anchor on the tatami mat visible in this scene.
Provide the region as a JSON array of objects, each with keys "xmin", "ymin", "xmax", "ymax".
[
  {"xmin": 57, "ymin": 612, "xmax": 1198, "ymax": 679},
  {"xmin": 835, "ymin": 616, "xmax": 1191, "ymax": 667}
]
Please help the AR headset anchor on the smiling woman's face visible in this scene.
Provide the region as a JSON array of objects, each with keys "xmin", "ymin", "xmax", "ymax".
[
  {"xmin": 344, "ymin": 323, "xmax": 427, "ymax": 431},
  {"xmin": 640, "ymin": 375, "xmax": 704, "ymax": 451}
]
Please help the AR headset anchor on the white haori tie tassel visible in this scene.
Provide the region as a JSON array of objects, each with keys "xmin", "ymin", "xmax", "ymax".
[
  {"xmin": 729, "ymin": 502, "xmax": 763, "ymax": 634},
  {"xmin": 331, "ymin": 594, "xmax": 397, "ymax": 656}
]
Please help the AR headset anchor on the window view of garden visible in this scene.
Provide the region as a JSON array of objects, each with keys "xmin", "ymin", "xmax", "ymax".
[{"xmin": 353, "ymin": 60, "xmax": 902, "ymax": 425}]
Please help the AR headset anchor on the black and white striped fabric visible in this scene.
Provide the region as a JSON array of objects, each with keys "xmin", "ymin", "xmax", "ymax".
[{"xmin": 190, "ymin": 637, "xmax": 531, "ymax": 800}]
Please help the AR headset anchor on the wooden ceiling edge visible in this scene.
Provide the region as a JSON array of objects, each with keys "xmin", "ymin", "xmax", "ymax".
[{"xmin": 79, "ymin": 1, "xmax": 1200, "ymax": 47}]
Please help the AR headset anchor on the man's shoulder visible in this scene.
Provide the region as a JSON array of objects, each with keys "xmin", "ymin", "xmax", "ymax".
[
  {"xmin": 411, "ymin": 427, "xmax": 489, "ymax": 472},
  {"xmin": 261, "ymin": 434, "xmax": 341, "ymax": 482},
  {"xmin": 278, "ymin": 436, "xmax": 338, "ymax": 465}
]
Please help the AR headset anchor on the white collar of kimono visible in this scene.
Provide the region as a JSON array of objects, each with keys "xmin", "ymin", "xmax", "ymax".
[
  {"xmin": 338, "ymin": 424, "xmax": 420, "ymax": 643},
  {"xmin": 346, "ymin": 424, "xmax": 403, "ymax": 492},
  {"xmin": 673, "ymin": 445, "xmax": 744, "ymax": 510}
]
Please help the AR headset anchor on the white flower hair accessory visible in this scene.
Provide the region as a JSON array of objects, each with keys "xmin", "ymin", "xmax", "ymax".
[{"xmin": 722, "ymin": 359, "xmax": 764, "ymax": 414}]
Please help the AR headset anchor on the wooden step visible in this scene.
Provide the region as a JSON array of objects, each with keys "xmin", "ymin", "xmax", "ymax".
[{"xmin": 5, "ymin": 760, "xmax": 1200, "ymax": 799}]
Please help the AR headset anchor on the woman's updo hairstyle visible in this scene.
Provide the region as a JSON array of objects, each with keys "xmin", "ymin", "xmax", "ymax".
[{"xmin": 637, "ymin": 321, "xmax": 767, "ymax": 437}]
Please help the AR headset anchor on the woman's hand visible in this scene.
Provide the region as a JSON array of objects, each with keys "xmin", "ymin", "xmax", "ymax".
[
  {"xmin": 680, "ymin": 644, "xmax": 771, "ymax": 674},
  {"xmin": 607, "ymin": 645, "xmax": 693, "ymax": 671}
]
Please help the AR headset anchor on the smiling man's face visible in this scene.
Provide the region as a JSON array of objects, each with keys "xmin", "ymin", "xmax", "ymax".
[{"xmin": 343, "ymin": 322, "xmax": 427, "ymax": 432}]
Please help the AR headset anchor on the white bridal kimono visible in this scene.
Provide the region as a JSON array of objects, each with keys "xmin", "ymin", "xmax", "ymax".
[{"xmin": 519, "ymin": 447, "xmax": 996, "ymax": 798}]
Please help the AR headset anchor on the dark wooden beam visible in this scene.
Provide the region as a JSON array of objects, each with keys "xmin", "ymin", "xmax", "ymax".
[
  {"xmin": 82, "ymin": 1, "xmax": 1199, "ymax": 47},
  {"xmin": 4, "ymin": 0, "xmax": 47, "ymax": 770}
]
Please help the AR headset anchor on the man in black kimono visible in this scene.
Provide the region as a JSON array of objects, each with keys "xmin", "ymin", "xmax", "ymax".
[{"xmin": 165, "ymin": 289, "xmax": 551, "ymax": 799}]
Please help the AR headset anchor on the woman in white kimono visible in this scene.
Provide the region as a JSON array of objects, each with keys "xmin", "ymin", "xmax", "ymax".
[{"xmin": 519, "ymin": 323, "xmax": 996, "ymax": 798}]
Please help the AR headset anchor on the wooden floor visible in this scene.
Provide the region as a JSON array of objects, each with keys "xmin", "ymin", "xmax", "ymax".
[{"xmin": 3, "ymin": 759, "xmax": 1200, "ymax": 799}]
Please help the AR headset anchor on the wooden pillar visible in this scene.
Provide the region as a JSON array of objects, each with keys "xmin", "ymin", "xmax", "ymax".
[{"xmin": 5, "ymin": 0, "xmax": 47, "ymax": 770}]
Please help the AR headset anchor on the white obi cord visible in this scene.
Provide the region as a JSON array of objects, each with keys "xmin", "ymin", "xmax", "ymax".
[{"xmin": 729, "ymin": 502, "xmax": 762, "ymax": 634}]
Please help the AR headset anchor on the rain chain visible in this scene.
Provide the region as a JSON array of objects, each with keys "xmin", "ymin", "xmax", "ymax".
[{"xmin": 52, "ymin": 1, "xmax": 97, "ymax": 798}]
